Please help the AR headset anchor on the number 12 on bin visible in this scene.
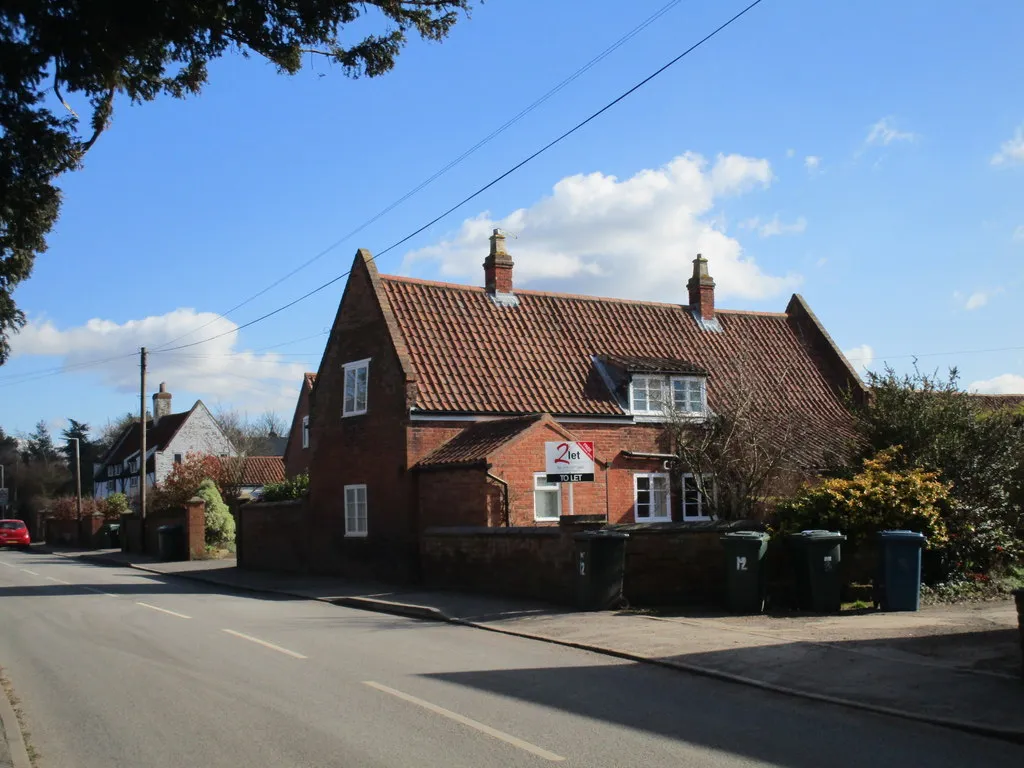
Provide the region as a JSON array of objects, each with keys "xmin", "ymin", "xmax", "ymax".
[{"xmin": 545, "ymin": 441, "xmax": 595, "ymax": 483}]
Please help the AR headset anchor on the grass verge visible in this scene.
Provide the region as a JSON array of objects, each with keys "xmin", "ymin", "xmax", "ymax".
[{"xmin": 0, "ymin": 666, "xmax": 38, "ymax": 766}]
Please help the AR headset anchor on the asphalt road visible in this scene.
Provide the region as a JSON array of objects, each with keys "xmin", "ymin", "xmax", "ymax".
[{"xmin": 0, "ymin": 549, "xmax": 1020, "ymax": 768}]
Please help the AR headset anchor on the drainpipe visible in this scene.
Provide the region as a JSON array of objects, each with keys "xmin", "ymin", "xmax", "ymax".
[{"xmin": 485, "ymin": 469, "xmax": 510, "ymax": 527}]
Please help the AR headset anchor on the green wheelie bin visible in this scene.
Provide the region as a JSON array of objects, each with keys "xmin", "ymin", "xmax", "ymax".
[
  {"xmin": 574, "ymin": 530, "xmax": 629, "ymax": 611},
  {"xmin": 720, "ymin": 531, "xmax": 770, "ymax": 613},
  {"xmin": 788, "ymin": 530, "xmax": 846, "ymax": 613}
]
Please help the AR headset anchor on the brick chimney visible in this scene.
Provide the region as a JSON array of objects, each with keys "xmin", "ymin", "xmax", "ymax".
[
  {"xmin": 483, "ymin": 229, "xmax": 514, "ymax": 296},
  {"xmin": 687, "ymin": 254, "xmax": 716, "ymax": 322},
  {"xmin": 152, "ymin": 382, "xmax": 172, "ymax": 426}
]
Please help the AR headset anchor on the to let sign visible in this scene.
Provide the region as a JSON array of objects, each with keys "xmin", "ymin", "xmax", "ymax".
[{"xmin": 545, "ymin": 441, "xmax": 595, "ymax": 483}]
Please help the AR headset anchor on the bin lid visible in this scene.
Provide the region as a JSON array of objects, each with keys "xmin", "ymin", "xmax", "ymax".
[
  {"xmin": 788, "ymin": 529, "xmax": 846, "ymax": 540},
  {"xmin": 108, "ymin": 523, "xmax": 121, "ymax": 530},
  {"xmin": 156, "ymin": 524, "xmax": 183, "ymax": 533},
  {"xmin": 573, "ymin": 530, "xmax": 629, "ymax": 540},
  {"xmin": 721, "ymin": 531, "xmax": 770, "ymax": 541},
  {"xmin": 878, "ymin": 530, "xmax": 926, "ymax": 541}
]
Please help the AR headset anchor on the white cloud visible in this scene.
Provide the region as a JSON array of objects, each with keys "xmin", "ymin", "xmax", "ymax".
[
  {"xmin": 865, "ymin": 117, "xmax": 916, "ymax": 146},
  {"xmin": 953, "ymin": 289, "xmax": 999, "ymax": 311},
  {"xmin": 1013, "ymin": 225, "xmax": 1024, "ymax": 242},
  {"xmin": 403, "ymin": 152, "xmax": 799, "ymax": 303},
  {"xmin": 786, "ymin": 148, "xmax": 796, "ymax": 158},
  {"xmin": 991, "ymin": 125, "xmax": 1024, "ymax": 166},
  {"xmin": 842, "ymin": 344, "xmax": 874, "ymax": 376},
  {"xmin": 804, "ymin": 155, "xmax": 821, "ymax": 171},
  {"xmin": 741, "ymin": 214, "xmax": 807, "ymax": 238},
  {"xmin": 10, "ymin": 309, "xmax": 310, "ymax": 414},
  {"xmin": 964, "ymin": 291, "xmax": 989, "ymax": 310},
  {"xmin": 968, "ymin": 374, "xmax": 1024, "ymax": 394}
]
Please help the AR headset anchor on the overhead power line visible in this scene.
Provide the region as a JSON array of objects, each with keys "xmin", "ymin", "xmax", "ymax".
[
  {"xmin": 156, "ymin": 0, "xmax": 769, "ymax": 354},
  {"xmin": 151, "ymin": 0, "xmax": 687, "ymax": 351}
]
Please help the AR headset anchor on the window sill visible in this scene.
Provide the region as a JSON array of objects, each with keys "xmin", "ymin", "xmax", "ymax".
[
  {"xmin": 344, "ymin": 531, "xmax": 368, "ymax": 538},
  {"xmin": 631, "ymin": 413, "xmax": 707, "ymax": 424},
  {"xmin": 342, "ymin": 411, "xmax": 368, "ymax": 419},
  {"xmin": 634, "ymin": 517, "xmax": 672, "ymax": 524},
  {"xmin": 534, "ymin": 517, "xmax": 560, "ymax": 523}
]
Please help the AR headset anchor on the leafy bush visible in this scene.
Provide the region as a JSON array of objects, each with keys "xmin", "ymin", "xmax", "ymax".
[
  {"xmin": 856, "ymin": 367, "xmax": 1024, "ymax": 577},
  {"xmin": 259, "ymin": 473, "xmax": 309, "ymax": 502},
  {"xmin": 197, "ymin": 478, "xmax": 234, "ymax": 548},
  {"xmin": 776, "ymin": 448, "xmax": 950, "ymax": 550},
  {"xmin": 105, "ymin": 492, "xmax": 129, "ymax": 518},
  {"xmin": 46, "ymin": 495, "xmax": 121, "ymax": 519}
]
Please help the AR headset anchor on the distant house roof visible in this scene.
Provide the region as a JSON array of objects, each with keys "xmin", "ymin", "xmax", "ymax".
[
  {"xmin": 219, "ymin": 456, "xmax": 285, "ymax": 487},
  {"xmin": 304, "ymin": 372, "xmax": 317, "ymax": 390},
  {"xmin": 264, "ymin": 435, "xmax": 288, "ymax": 456}
]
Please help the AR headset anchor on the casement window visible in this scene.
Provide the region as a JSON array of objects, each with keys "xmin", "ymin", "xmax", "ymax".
[
  {"xmin": 344, "ymin": 484, "xmax": 368, "ymax": 537},
  {"xmin": 633, "ymin": 473, "xmax": 671, "ymax": 523},
  {"xmin": 343, "ymin": 359, "xmax": 370, "ymax": 417},
  {"xmin": 130, "ymin": 475, "xmax": 138, "ymax": 487},
  {"xmin": 301, "ymin": 415, "xmax": 310, "ymax": 449},
  {"xmin": 682, "ymin": 474, "xmax": 715, "ymax": 521},
  {"xmin": 173, "ymin": 453, "xmax": 183, "ymax": 465},
  {"xmin": 106, "ymin": 480, "xmax": 115, "ymax": 491},
  {"xmin": 533, "ymin": 473, "xmax": 561, "ymax": 521},
  {"xmin": 630, "ymin": 374, "xmax": 706, "ymax": 417}
]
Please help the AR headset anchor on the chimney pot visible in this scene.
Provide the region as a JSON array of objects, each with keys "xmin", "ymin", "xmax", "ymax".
[
  {"xmin": 687, "ymin": 253, "xmax": 716, "ymax": 322},
  {"xmin": 483, "ymin": 228, "xmax": 515, "ymax": 296},
  {"xmin": 152, "ymin": 382, "xmax": 172, "ymax": 426}
]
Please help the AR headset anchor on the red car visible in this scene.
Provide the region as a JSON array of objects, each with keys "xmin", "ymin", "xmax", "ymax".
[{"xmin": 0, "ymin": 519, "xmax": 31, "ymax": 549}]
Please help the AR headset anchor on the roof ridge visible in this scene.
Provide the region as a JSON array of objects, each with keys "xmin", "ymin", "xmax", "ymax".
[{"xmin": 380, "ymin": 273, "xmax": 788, "ymax": 315}]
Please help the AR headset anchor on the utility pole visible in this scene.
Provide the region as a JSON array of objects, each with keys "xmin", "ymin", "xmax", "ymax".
[
  {"xmin": 69, "ymin": 438, "xmax": 82, "ymax": 524},
  {"xmin": 139, "ymin": 347, "xmax": 147, "ymax": 521}
]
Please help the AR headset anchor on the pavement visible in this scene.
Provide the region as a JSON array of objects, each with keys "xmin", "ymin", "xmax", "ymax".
[
  {"xmin": 3, "ymin": 548, "xmax": 1023, "ymax": 768},
  {"xmin": 32, "ymin": 544, "xmax": 1024, "ymax": 745}
]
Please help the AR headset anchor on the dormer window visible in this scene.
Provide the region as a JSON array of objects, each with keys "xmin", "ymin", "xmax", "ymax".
[{"xmin": 630, "ymin": 374, "xmax": 706, "ymax": 418}]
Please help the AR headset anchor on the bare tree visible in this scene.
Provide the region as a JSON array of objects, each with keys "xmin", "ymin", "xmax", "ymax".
[
  {"xmin": 665, "ymin": 358, "xmax": 830, "ymax": 521},
  {"xmin": 214, "ymin": 408, "xmax": 285, "ymax": 456}
]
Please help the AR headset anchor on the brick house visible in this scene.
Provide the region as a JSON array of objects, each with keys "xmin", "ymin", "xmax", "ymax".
[
  {"xmin": 282, "ymin": 373, "xmax": 316, "ymax": 478},
  {"xmin": 304, "ymin": 233, "xmax": 865, "ymax": 580},
  {"xmin": 93, "ymin": 384, "xmax": 236, "ymax": 503}
]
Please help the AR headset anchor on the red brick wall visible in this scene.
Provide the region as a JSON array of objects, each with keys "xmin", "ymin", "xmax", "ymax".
[
  {"xmin": 308, "ymin": 254, "xmax": 419, "ymax": 581},
  {"xmin": 611, "ymin": 525, "xmax": 734, "ymax": 605},
  {"xmin": 421, "ymin": 526, "xmax": 582, "ymax": 603},
  {"xmin": 422, "ymin": 521, "xmax": 760, "ymax": 606},
  {"xmin": 416, "ymin": 468, "xmax": 498, "ymax": 527},
  {"xmin": 238, "ymin": 500, "xmax": 308, "ymax": 573},
  {"xmin": 184, "ymin": 499, "xmax": 206, "ymax": 560},
  {"xmin": 283, "ymin": 383, "xmax": 313, "ymax": 479}
]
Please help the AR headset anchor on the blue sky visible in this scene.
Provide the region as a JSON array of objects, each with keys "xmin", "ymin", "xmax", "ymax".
[{"xmin": 2, "ymin": 0, "xmax": 1023, "ymax": 438}]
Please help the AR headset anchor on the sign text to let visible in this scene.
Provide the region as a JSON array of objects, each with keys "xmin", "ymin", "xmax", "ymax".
[{"xmin": 544, "ymin": 441, "xmax": 595, "ymax": 484}]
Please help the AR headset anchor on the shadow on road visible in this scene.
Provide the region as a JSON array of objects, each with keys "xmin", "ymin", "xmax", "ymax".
[{"xmin": 423, "ymin": 656, "xmax": 1024, "ymax": 768}]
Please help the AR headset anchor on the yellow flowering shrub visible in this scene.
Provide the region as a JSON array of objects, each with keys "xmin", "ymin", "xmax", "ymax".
[{"xmin": 776, "ymin": 448, "xmax": 949, "ymax": 548}]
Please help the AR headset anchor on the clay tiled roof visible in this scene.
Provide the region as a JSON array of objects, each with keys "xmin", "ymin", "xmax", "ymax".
[
  {"xmin": 379, "ymin": 276, "xmax": 861, "ymax": 467},
  {"xmin": 219, "ymin": 456, "xmax": 285, "ymax": 486},
  {"xmin": 969, "ymin": 393, "xmax": 1024, "ymax": 411},
  {"xmin": 304, "ymin": 372, "xmax": 317, "ymax": 390},
  {"xmin": 416, "ymin": 415, "xmax": 544, "ymax": 468}
]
